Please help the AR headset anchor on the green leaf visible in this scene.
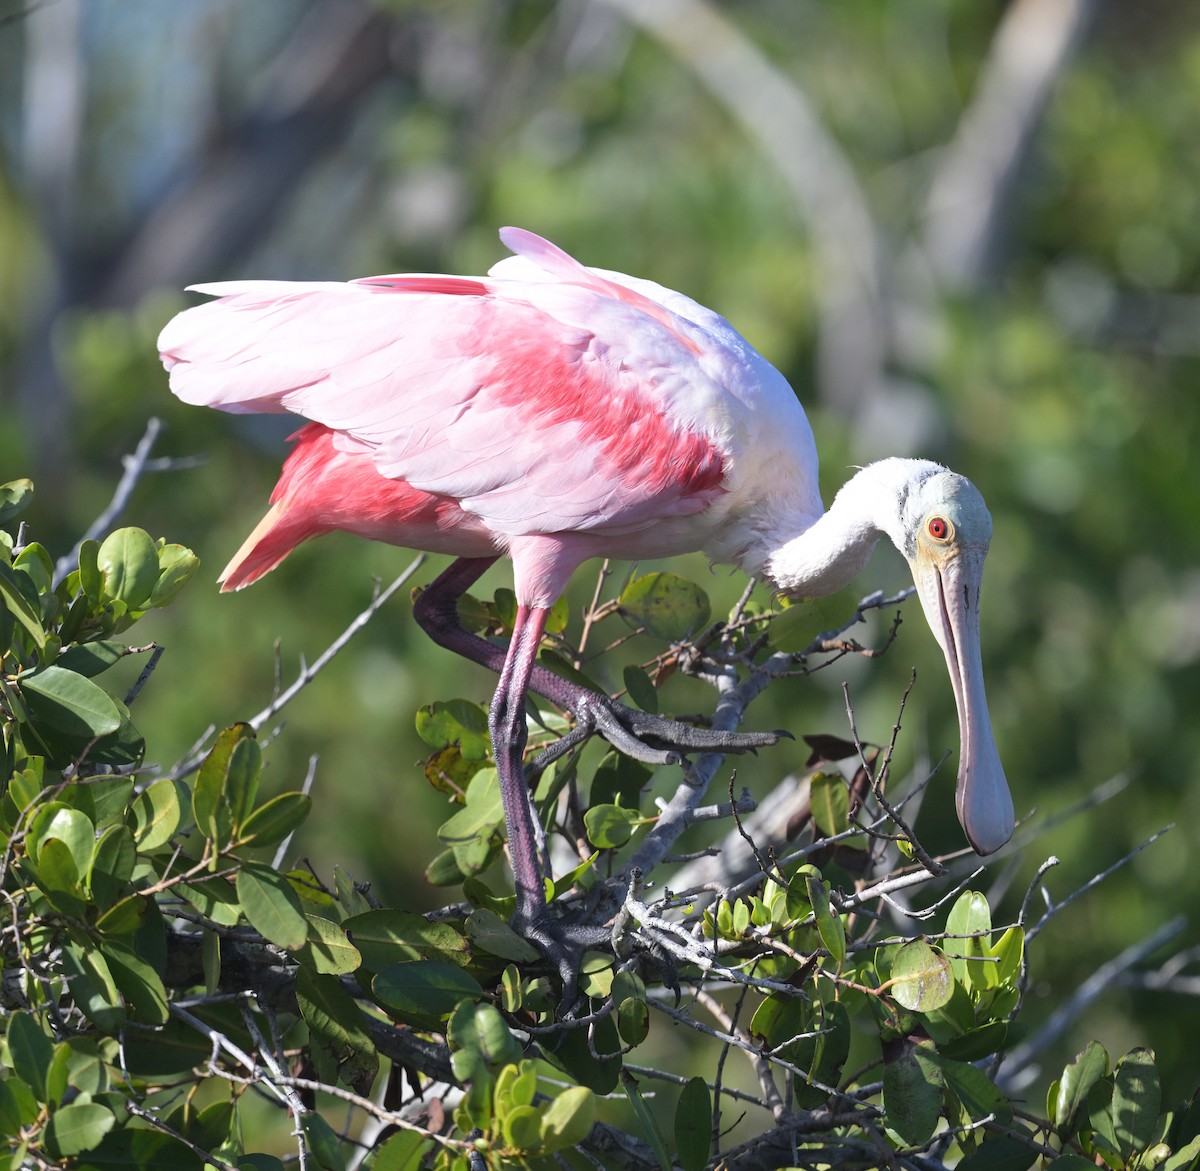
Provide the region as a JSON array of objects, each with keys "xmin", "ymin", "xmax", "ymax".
[
  {"xmin": 539, "ymin": 1084, "xmax": 597, "ymax": 1154},
  {"xmin": 503, "ymin": 1104, "xmax": 542, "ymax": 1151},
  {"xmin": 44, "ymin": 1042, "xmax": 71, "ymax": 1108},
  {"xmin": 1112, "ymin": 1047, "xmax": 1161, "ymax": 1157},
  {"xmin": 810, "ymin": 771, "xmax": 850, "ymax": 837},
  {"xmin": 131, "ymin": 777, "xmax": 181, "ymax": 850},
  {"xmin": 882, "ymin": 1036, "xmax": 943, "ymax": 1146},
  {"xmin": 618, "ymin": 571, "xmax": 711, "ymax": 641},
  {"xmin": 942, "ymin": 1058, "xmax": 1013, "ymax": 1125},
  {"xmin": 6, "ymin": 1011, "xmax": 54, "ymax": 1101},
  {"xmin": 236, "ymin": 861, "xmax": 308, "ymax": 949},
  {"xmin": 622, "ymin": 664, "xmax": 659, "ymax": 713},
  {"xmin": 0, "ymin": 561, "xmax": 47, "ymax": 650},
  {"xmin": 0, "ymin": 478, "xmax": 34, "ymax": 525},
  {"xmin": 437, "ymin": 767, "xmax": 504, "ymax": 844},
  {"xmin": 1055, "ymin": 1041, "xmax": 1109, "ymax": 1135},
  {"xmin": 890, "ymin": 940, "xmax": 954, "ymax": 1012},
  {"xmin": 28, "ymin": 838, "xmax": 86, "ymax": 913},
  {"xmin": 20, "ymin": 666, "xmax": 122, "ymax": 739},
  {"xmin": 45, "ymin": 1101, "xmax": 115, "ymax": 1157},
  {"xmin": 237, "ymin": 790, "xmax": 311, "ymax": 847},
  {"xmin": 955, "ymin": 1136, "xmax": 1040, "ymax": 1171},
  {"xmin": 584, "ymin": 802, "xmax": 644, "ymax": 848},
  {"xmin": 149, "ymin": 543, "xmax": 200, "ymax": 607},
  {"xmin": 31, "ymin": 803, "xmax": 95, "ymax": 874},
  {"xmin": 56, "ymin": 641, "xmax": 126, "ymax": 679},
  {"xmin": 806, "ymin": 873, "xmax": 845, "ymax": 965},
  {"xmin": 617, "ymin": 995, "xmax": 650, "ymax": 1046},
  {"xmin": 415, "ymin": 699, "xmax": 491, "ymax": 760},
  {"xmin": 194, "ymin": 724, "xmax": 256, "ymax": 842},
  {"xmin": 119, "ymin": 1014, "xmax": 216, "ymax": 1079},
  {"xmin": 749, "ymin": 992, "xmax": 812, "ymax": 1059},
  {"xmin": 295, "ymin": 915, "xmax": 361, "ymax": 976},
  {"xmin": 675, "ymin": 1076, "xmax": 712, "ymax": 1171},
  {"xmin": 60, "ymin": 942, "xmax": 126, "ymax": 1033},
  {"xmin": 88, "ymin": 824, "xmax": 137, "ymax": 908},
  {"xmin": 178, "ymin": 1099, "xmax": 235, "ymax": 1155},
  {"xmin": 447, "ymin": 1001, "xmax": 522, "ymax": 1073},
  {"xmin": 95, "ymin": 892, "xmax": 150, "ymax": 936},
  {"xmin": 370, "ymin": 1131, "xmax": 434, "ymax": 1171},
  {"xmin": 79, "ymin": 1128, "xmax": 203, "ymax": 1170},
  {"xmin": 373, "ymin": 961, "xmax": 484, "ymax": 1028},
  {"xmin": 75, "ymin": 541, "xmax": 102, "ymax": 603},
  {"xmin": 101, "ymin": 941, "xmax": 169, "ymax": 1024},
  {"xmin": 1164, "ymin": 1136, "xmax": 1200, "ymax": 1171},
  {"xmin": 302, "ymin": 1111, "xmax": 347, "ymax": 1171},
  {"xmin": 224, "ymin": 735, "xmax": 262, "ymax": 830},
  {"xmin": 590, "ymin": 753, "xmax": 654, "ymax": 810},
  {"xmin": 296, "ymin": 968, "xmax": 379, "ymax": 1095},
  {"xmin": 536, "ymin": 646, "xmax": 606, "ymax": 693},
  {"xmin": 465, "ymin": 907, "xmax": 541, "ymax": 961},
  {"xmin": 989, "ymin": 925, "xmax": 1025, "ymax": 988},
  {"xmin": 938, "ymin": 1021, "xmax": 1011, "ymax": 1062},
  {"xmin": 946, "ymin": 890, "xmax": 992, "ymax": 986},
  {"xmin": 97, "ymin": 527, "xmax": 160, "ymax": 608},
  {"xmin": 0, "ymin": 1075, "xmax": 38, "ymax": 1136},
  {"xmin": 177, "ymin": 875, "xmax": 242, "ymax": 927},
  {"xmin": 621, "ymin": 1070, "xmax": 672, "ymax": 1171},
  {"xmin": 14, "ymin": 542, "xmax": 53, "ymax": 598},
  {"xmin": 542, "ymin": 1012, "xmax": 622, "ymax": 1094},
  {"xmin": 343, "ymin": 909, "xmax": 470, "ymax": 970}
]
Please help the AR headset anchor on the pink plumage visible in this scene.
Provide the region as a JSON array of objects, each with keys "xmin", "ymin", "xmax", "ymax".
[{"xmin": 159, "ymin": 227, "xmax": 1012, "ymax": 956}]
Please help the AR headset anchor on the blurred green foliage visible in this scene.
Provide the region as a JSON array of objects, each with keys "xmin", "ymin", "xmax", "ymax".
[{"xmin": 2, "ymin": 0, "xmax": 1199, "ymax": 1103}]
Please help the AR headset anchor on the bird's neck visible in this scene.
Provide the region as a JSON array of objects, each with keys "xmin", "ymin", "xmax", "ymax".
[{"xmin": 762, "ymin": 459, "xmax": 935, "ymax": 598}]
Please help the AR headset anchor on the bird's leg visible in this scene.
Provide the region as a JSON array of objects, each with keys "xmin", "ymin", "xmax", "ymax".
[
  {"xmin": 489, "ymin": 602, "xmax": 552, "ymax": 930},
  {"xmin": 412, "ymin": 557, "xmax": 781, "ymax": 769},
  {"xmin": 471, "ymin": 590, "xmax": 613, "ymax": 999}
]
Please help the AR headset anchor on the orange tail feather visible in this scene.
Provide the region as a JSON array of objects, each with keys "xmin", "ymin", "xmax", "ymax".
[{"xmin": 219, "ymin": 503, "xmax": 313, "ymax": 592}]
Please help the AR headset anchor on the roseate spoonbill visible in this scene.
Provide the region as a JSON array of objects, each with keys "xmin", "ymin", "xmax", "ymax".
[{"xmin": 159, "ymin": 226, "xmax": 1013, "ymax": 939}]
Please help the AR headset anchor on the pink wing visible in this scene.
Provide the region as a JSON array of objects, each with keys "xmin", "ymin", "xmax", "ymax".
[{"xmin": 159, "ymin": 231, "xmax": 727, "ymax": 538}]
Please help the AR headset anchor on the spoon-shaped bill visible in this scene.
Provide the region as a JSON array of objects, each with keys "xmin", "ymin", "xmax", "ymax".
[{"xmin": 911, "ymin": 545, "xmax": 1014, "ymax": 855}]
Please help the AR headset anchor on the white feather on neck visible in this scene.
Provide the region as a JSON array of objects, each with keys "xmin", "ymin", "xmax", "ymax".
[{"xmin": 761, "ymin": 458, "xmax": 946, "ymax": 597}]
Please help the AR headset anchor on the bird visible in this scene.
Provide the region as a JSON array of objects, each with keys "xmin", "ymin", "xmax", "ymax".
[{"xmin": 159, "ymin": 226, "xmax": 1014, "ymax": 946}]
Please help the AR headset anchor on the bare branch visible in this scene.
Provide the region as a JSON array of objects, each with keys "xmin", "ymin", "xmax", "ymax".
[
  {"xmin": 173, "ymin": 560, "xmax": 424, "ymax": 777},
  {"xmin": 53, "ymin": 416, "xmax": 164, "ymax": 587},
  {"xmin": 921, "ymin": 0, "xmax": 1099, "ymax": 290},
  {"xmin": 998, "ymin": 916, "xmax": 1186, "ymax": 1087}
]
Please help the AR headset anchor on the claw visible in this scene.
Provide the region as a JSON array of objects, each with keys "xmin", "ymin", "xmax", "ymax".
[
  {"xmin": 518, "ymin": 911, "xmax": 611, "ymax": 1018},
  {"xmin": 574, "ymin": 693, "xmax": 780, "ymax": 765}
]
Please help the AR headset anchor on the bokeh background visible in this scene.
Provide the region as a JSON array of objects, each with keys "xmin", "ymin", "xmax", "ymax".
[{"xmin": 3, "ymin": 0, "xmax": 1199, "ymax": 1100}]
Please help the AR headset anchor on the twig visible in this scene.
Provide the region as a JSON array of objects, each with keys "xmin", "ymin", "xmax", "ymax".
[
  {"xmin": 842, "ymin": 677, "xmax": 946, "ymax": 876},
  {"xmin": 998, "ymin": 916, "xmax": 1186, "ymax": 1086},
  {"xmin": 125, "ymin": 1102, "xmax": 242, "ymax": 1171},
  {"xmin": 250, "ymin": 561, "xmax": 424, "ymax": 734},
  {"xmin": 123, "ymin": 644, "xmax": 165, "ymax": 707},
  {"xmin": 174, "ymin": 560, "xmax": 423, "ymax": 776},
  {"xmin": 1027, "ymin": 826, "xmax": 1174, "ymax": 943},
  {"xmin": 53, "ymin": 417, "xmax": 164, "ymax": 586},
  {"xmin": 273, "ymin": 755, "xmax": 319, "ymax": 869}
]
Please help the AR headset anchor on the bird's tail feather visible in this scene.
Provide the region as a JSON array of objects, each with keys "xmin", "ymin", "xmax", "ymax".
[{"xmin": 219, "ymin": 503, "xmax": 312, "ymax": 591}]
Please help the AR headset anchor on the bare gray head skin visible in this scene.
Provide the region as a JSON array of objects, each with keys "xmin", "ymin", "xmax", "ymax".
[{"xmin": 897, "ymin": 470, "xmax": 1013, "ymax": 854}]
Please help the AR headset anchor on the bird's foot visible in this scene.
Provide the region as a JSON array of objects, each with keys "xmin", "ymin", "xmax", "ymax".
[
  {"xmin": 535, "ymin": 692, "xmax": 783, "ymax": 771},
  {"xmin": 514, "ymin": 906, "xmax": 612, "ymax": 1017}
]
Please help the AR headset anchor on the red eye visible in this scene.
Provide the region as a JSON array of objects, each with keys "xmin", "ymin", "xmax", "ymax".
[{"xmin": 928, "ymin": 516, "xmax": 949, "ymax": 540}]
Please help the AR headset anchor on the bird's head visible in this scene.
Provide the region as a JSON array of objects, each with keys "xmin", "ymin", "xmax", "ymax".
[{"xmin": 898, "ymin": 471, "xmax": 1013, "ymax": 854}]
